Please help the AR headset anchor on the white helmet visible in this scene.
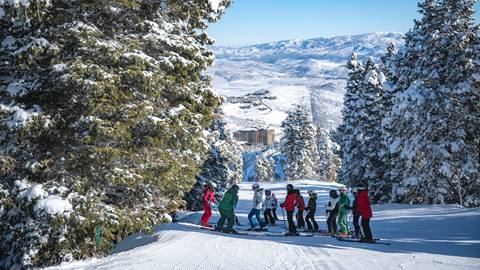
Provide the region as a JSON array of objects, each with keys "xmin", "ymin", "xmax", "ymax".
[
  {"xmin": 252, "ymin": 183, "xmax": 260, "ymax": 189},
  {"xmin": 208, "ymin": 181, "xmax": 217, "ymax": 189}
]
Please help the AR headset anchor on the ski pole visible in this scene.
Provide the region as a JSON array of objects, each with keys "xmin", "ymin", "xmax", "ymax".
[{"xmin": 281, "ymin": 207, "xmax": 287, "ymax": 233}]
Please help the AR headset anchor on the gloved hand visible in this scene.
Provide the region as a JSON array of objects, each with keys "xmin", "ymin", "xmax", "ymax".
[
  {"xmin": 326, "ymin": 210, "xmax": 331, "ymax": 214},
  {"xmin": 280, "ymin": 203, "xmax": 285, "ymax": 208},
  {"xmin": 296, "ymin": 204, "xmax": 301, "ymax": 209}
]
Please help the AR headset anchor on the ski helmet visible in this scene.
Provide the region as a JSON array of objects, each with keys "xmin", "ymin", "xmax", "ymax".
[
  {"xmin": 307, "ymin": 189, "xmax": 315, "ymax": 195},
  {"xmin": 252, "ymin": 183, "xmax": 260, "ymax": 189},
  {"xmin": 286, "ymin": 184, "xmax": 294, "ymax": 190},
  {"xmin": 329, "ymin": 190, "xmax": 338, "ymax": 197},
  {"xmin": 265, "ymin": 189, "xmax": 272, "ymax": 196},
  {"xmin": 232, "ymin": 184, "xmax": 240, "ymax": 192},
  {"xmin": 208, "ymin": 181, "xmax": 217, "ymax": 189}
]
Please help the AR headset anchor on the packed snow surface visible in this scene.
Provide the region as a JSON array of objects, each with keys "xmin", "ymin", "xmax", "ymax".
[{"xmin": 46, "ymin": 181, "xmax": 480, "ymax": 270}]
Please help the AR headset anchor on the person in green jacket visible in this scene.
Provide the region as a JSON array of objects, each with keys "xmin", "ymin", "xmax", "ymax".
[
  {"xmin": 337, "ymin": 186, "xmax": 351, "ymax": 237},
  {"xmin": 215, "ymin": 184, "xmax": 240, "ymax": 233}
]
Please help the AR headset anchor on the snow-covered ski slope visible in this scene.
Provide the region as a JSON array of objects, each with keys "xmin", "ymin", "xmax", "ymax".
[{"xmin": 47, "ymin": 181, "xmax": 480, "ymax": 270}]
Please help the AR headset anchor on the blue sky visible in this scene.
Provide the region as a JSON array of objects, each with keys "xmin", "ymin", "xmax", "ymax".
[{"xmin": 208, "ymin": 0, "xmax": 480, "ymax": 46}]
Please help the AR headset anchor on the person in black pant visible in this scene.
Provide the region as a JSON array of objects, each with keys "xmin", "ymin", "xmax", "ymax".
[
  {"xmin": 280, "ymin": 184, "xmax": 299, "ymax": 235},
  {"xmin": 272, "ymin": 193, "xmax": 279, "ymax": 221},
  {"xmin": 325, "ymin": 190, "xmax": 339, "ymax": 236},
  {"xmin": 351, "ymin": 188, "xmax": 362, "ymax": 238},
  {"xmin": 294, "ymin": 189, "xmax": 305, "ymax": 229},
  {"xmin": 357, "ymin": 187, "xmax": 374, "ymax": 243},
  {"xmin": 263, "ymin": 189, "xmax": 276, "ymax": 226},
  {"xmin": 305, "ymin": 190, "xmax": 319, "ymax": 232}
]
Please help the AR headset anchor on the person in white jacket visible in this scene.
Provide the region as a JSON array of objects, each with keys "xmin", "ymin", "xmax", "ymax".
[
  {"xmin": 325, "ymin": 189, "xmax": 340, "ymax": 235},
  {"xmin": 263, "ymin": 190, "xmax": 276, "ymax": 226},
  {"xmin": 247, "ymin": 183, "xmax": 265, "ymax": 230}
]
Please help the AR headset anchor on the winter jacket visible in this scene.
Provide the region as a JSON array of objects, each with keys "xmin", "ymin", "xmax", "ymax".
[
  {"xmin": 202, "ymin": 187, "xmax": 215, "ymax": 207},
  {"xmin": 252, "ymin": 188, "xmax": 264, "ymax": 209},
  {"xmin": 338, "ymin": 192, "xmax": 350, "ymax": 215},
  {"xmin": 305, "ymin": 193, "xmax": 317, "ymax": 214},
  {"xmin": 325, "ymin": 194, "xmax": 339, "ymax": 215},
  {"xmin": 357, "ymin": 189, "xmax": 372, "ymax": 218},
  {"xmin": 263, "ymin": 195, "xmax": 276, "ymax": 210},
  {"xmin": 219, "ymin": 186, "xmax": 238, "ymax": 212},
  {"xmin": 281, "ymin": 190, "xmax": 299, "ymax": 212}
]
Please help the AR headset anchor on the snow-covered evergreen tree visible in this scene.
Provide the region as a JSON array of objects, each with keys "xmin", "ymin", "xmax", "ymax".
[
  {"xmin": 281, "ymin": 106, "xmax": 318, "ymax": 180},
  {"xmin": 338, "ymin": 53, "xmax": 366, "ymax": 186},
  {"xmin": 359, "ymin": 58, "xmax": 387, "ymax": 201},
  {"xmin": 185, "ymin": 116, "xmax": 243, "ymax": 211},
  {"xmin": 315, "ymin": 127, "xmax": 340, "ymax": 182},
  {"xmin": 254, "ymin": 154, "xmax": 275, "ymax": 182},
  {"xmin": 383, "ymin": 0, "xmax": 480, "ymax": 206},
  {"xmin": 0, "ymin": 0, "xmax": 231, "ymax": 268}
]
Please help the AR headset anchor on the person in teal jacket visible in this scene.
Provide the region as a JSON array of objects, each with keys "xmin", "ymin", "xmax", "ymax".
[
  {"xmin": 337, "ymin": 186, "xmax": 351, "ymax": 237},
  {"xmin": 215, "ymin": 184, "xmax": 239, "ymax": 233}
]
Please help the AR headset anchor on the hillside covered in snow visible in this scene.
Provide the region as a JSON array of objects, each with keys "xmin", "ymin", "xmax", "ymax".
[
  {"xmin": 46, "ymin": 181, "xmax": 480, "ymax": 270},
  {"xmin": 212, "ymin": 32, "xmax": 404, "ymax": 132}
]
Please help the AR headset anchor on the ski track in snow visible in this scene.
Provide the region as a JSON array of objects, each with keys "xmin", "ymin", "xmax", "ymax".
[{"xmin": 46, "ymin": 181, "xmax": 480, "ymax": 270}]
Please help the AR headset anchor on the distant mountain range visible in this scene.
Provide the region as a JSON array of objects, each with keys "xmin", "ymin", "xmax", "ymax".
[{"xmin": 212, "ymin": 32, "xmax": 404, "ymax": 133}]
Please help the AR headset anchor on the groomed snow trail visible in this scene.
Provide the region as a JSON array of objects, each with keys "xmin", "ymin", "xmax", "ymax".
[{"xmin": 46, "ymin": 181, "xmax": 480, "ymax": 270}]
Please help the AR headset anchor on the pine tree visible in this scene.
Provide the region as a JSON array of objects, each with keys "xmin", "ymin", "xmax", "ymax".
[
  {"xmin": 254, "ymin": 154, "xmax": 275, "ymax": 182},
  {"xmin": 315, "ymin": 127, "xmax": 340, "ymax": 182},
  {"xmin": 185, "ymin": 116, "xmax": 243, "ymax": 211},
  {"xmin": 0, "ymin": 0, "xmax": 231, "ymax": 268},
  {"xmin": 383, "ymin": 0, "xmax": 480, "ymax": 206},
  {"xmin": 359, "ymin": 58, "xmax": 387, "ymax": 201},
  {"xmin": 281, "ymin": 106, "xmax": 318, "ymax": 180},
  {"xmin": 338, "ymin": 53, "xmax": 366, "ymax": 186}
]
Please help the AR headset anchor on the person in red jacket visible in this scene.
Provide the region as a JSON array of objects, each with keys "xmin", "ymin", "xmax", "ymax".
[
  {"xmin": 356, "ymin": 186, "xmax": 374, "ymax": 243},
  {"xmin": 294, "ymin": 189, "xmax": 306, "ymax": 230},
  {"xmin": 280, "ymin": 184, "xmax": 299, "ymax": 236},
  {"xmin": 200, "ymin": 182, "xmax": 217, "ymax": 227}
]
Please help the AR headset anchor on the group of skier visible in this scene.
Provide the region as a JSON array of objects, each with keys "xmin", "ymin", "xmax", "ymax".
[
  {"xmin": 199, "ymin": 181, "xmax": 374, "ymax": 243},
  {"xmin": 325, "ymin": 185, "xmax": 374, "ymax": 242}
]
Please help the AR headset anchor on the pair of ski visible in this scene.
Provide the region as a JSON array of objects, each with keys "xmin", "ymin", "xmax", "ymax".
[
  {"xmin": 335, "ymin": 237, "xmax": 391, "ymax": 245},
  {"xmin": 200, "ymin": 226, "xmax": 313, "ymax": 237},
  {"xmin": 237, "ymin": 225, "xmax": 314, "ymax": 237}
]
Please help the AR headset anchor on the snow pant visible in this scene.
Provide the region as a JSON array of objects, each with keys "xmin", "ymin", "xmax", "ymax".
[
  {"xmin": 353, "ymin": 213, "xmax": 362, "ymax": 238},
  {"xmin": 200, "ymin": 204, "xmax": 212, "ymax": 225},
  {"xmin": 248, "ymin": 208, "xmax": 264, "ymax": 228},
  {"xmin": 296, "ymin": 210, "xmax": 305, "ymax": 229},
  {"xmin": 305, "ymin": 212, "xmax": 319, "ymax": 232},
  {"xmin": 361, "ymin": 217, "xmax": 373, "ymax": 241},
  {"xmin": 263, "ymin": 209, "xmax": 275, "ymax": 225},
  {"xmin": 272, "ymin": 208, "xmax": 279, "ymax": 220},
  {"xmin": 338, "ymin": 211, "xmax": 348, "ymax": 234},
  {"xmin": 216, "ymin": 209, "xmax": 235, "ymax": 231},
  {"xmin": 286, "ymin": 210, "xmax": 297, "ymax": 233},
  {"xmin": 327, "ymin": 212, "xmax": 338, "ymax": 235}
]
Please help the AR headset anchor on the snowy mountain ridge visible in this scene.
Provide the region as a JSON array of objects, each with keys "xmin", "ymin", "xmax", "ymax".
[
  {"xmin": 215, "ymin": 32, "xmax": 404, "ymax": 62},
  {"xmin": 212, "ymin": 32, "xmax": 404, "ymax": 132}
]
